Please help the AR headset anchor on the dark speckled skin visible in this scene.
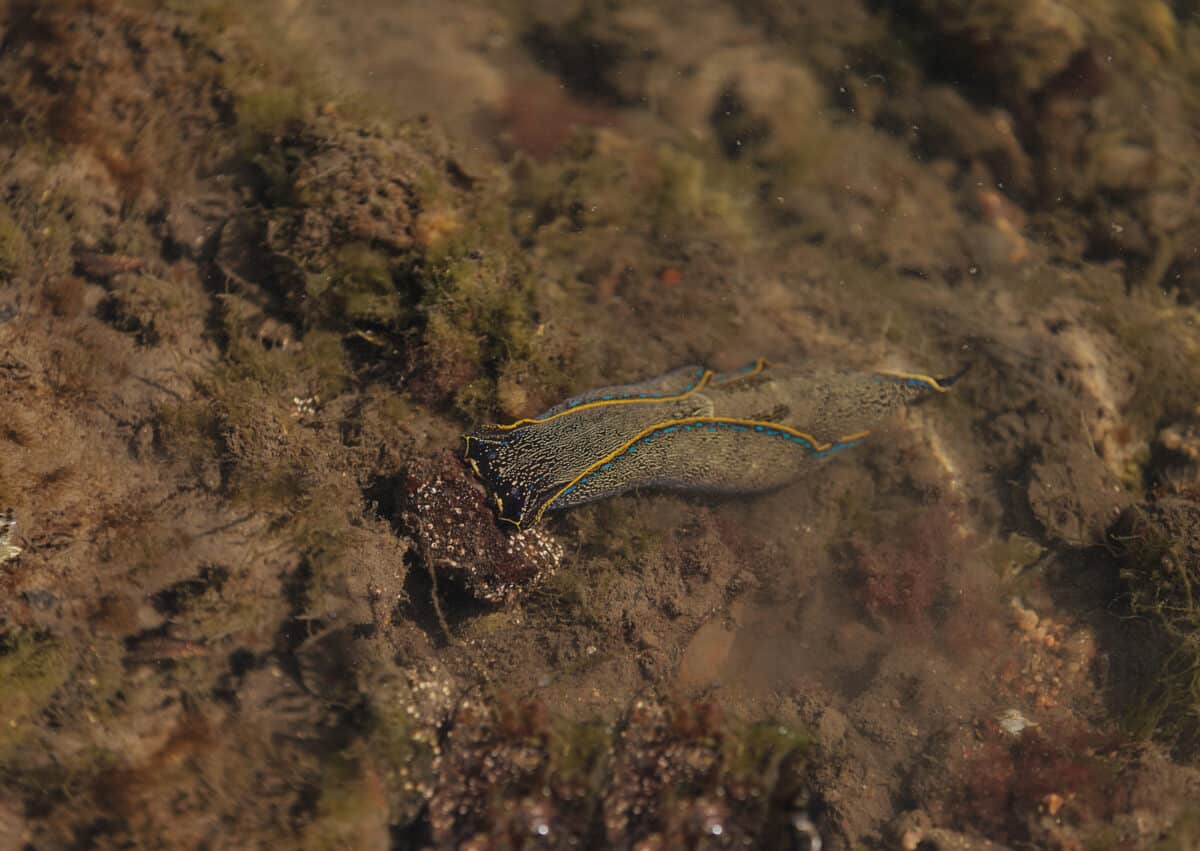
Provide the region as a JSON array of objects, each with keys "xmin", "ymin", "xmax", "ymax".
[{"xmin": 464, "ymin": 359, "xmax": 962, "ymax": 529}]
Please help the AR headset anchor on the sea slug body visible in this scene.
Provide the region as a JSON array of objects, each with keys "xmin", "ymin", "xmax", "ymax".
[{"xmin": 463, "ymin": 359, "xmax": 963, "ymax": 529}]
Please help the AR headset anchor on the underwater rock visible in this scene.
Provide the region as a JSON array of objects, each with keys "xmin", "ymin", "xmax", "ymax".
[
  {"xmin": 424, "ymin": 695, "xmax": 815, "ymax": 849},
  {"xmin": 427, "ymin": 696, "xmax": 568, "ymax": 847},
  {"xmin": 603, "ymin": 698, "xmax": 815, "ymax": 849},
  {"xmin": 913, "ymin": 0, "xmax": 1086, "ymax": 98},
  {"xmin": 1114, "ymin": 491, "xmax": 1200, "ymax": 654},
  {"xmin": 399, "ymin": 452, "xmax": 563, "ymax": 602}
]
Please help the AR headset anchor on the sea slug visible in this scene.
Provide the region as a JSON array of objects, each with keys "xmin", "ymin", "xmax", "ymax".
[{"xmin": 464, "ymin": 359, "xmax": 963, "ymax": 529}]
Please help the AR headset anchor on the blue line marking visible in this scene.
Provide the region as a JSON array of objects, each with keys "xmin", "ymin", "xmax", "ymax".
[
  {"xmin": 554, "ymin": 420, "xmax": 860, "ymax": 513},
  {"xmin": 712, "ymin": 360, "xmax": 762, "ymax": 383}
]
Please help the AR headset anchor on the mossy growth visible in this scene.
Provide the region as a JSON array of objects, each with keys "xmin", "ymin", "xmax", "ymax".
[
  {"xmin": 567, "ymin": 497, "xmax": 669, "ymax": 566},
  {"xmin": 649, "ymin": 142, "xmax": 754, "ymax": 250},
  {"xmin": 103, "ymin": 274, "xmax": 204, "ymax": 346},
  {"xmin": 411, "ymin": 129, "xmax": 762, "ymax": 420},
  {"xmin": 414, "ymin": 234, "xmax": 585, "ymax": 420},
  {"xmin": 139, "ymin": 0, "xmax": 244, "ymax": 31},
  {"xmin": 155, "ymin": 396, "xmax": 224, "ymax": 479},
  {"xmin": 238, "ymin": 90, "xmax": 311, "ymax": 207},
  {"xmin": 0, "ymin": 630, "xmax": 71, "ymax": 760},
  {"xmin": 289, "ymin": 513, "xmax": 359, "ymax": 619},
  {"xmin": 305, "ymin": 243, "xmax": 412, "ymax": 327},
  {"xmin": 212, "ymin": 313, "xmax": 352, "ymax": 411},
  {"xmin": 723, "ymin": 721, "xmax": 811, "ymax": 783},
  {"xmin": 167, "ymin": 579, "xmax": 268, "ymax": 645},
  {"xmin": 1118, "ymin": 1, "xmax": 1179, "ymax": 65},
  {"xmin": 365, "ymin": 685, "xmax": 439, "ymax": 823},
  {"xmin": 170, "ymin": 311, "xmax": 363, "ymax": 616},
  {"xmin": 1150, "ymin": 806, "xmax": 1200, "ymax": 851},
  {"xmin": 0, "ymin": 203, "xmax": 31, "ymax": 282},
  {"xmin": 301, "ymin": 752, "xmax": 384, "ymax": 851},
  {"xmin": 1089, "ymin": 287, "xmax": 1200, "ymax": 437},
  {"xmin": 511, "ymin": 130, "xmax": 756, "ymax": 262},
  {"xmin": 99, "ymin": 512, "xmax": 196, "ymax": 585},
  {"xmin": 980, "ymin": 533, "xmax": 1045, "ymax": 582},
  {"xmin": 548, "ymin": 718, "xmax": 611, "ymax": 796},
  {"xmin": 1112, "ymin": 495, "xmax": 1200, "ymax": 746},
  {"xmin": 1122, "ymin": 650, "xmax": 1200, "ymax": 746},
  {"xmin": 236, "ymin": 87, "xmax": 308, "ymax": 152}
]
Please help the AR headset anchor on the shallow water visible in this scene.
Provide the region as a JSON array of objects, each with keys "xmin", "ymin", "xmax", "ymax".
[{"xmin": 2, "ymin": 1, "xmax": 1200, "ymax": 848}]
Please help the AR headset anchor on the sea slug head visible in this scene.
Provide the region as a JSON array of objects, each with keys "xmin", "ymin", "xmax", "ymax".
[{"xmin": 462, "ymin": 432, "xmax": 551, "ymax": 530}]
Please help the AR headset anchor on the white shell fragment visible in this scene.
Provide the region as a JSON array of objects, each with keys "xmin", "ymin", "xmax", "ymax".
[
  {"xmin": 0, "ymin": 508, "xmax": 21, "ymax": 564},
  {"xmin": 996, "ymin": 708, "xmax": 1038, "ymax": 736}
]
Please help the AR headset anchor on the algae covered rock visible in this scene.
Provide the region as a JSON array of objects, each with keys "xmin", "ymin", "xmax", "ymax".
[{"xmin": 914, "ymin": 0, "xmax": 1086, "ymax": 96}]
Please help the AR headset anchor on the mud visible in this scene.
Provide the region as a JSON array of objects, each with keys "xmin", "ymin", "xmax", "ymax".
[{"xmin": 3, "ymin": 1, "xmax": 1200, "ymax": 849}]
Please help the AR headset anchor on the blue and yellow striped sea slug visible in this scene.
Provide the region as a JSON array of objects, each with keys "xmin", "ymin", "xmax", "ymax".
[{"xmin": 463, "ymin": 359, "xmax": 965, "ymax": 529}]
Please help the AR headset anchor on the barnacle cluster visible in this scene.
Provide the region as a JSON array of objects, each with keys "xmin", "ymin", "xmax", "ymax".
[
  {"xmin": 400, "ymin": 453, "xmax": 563, "ymax": 602},
  {"xmin": 426, "ymin": 696, "xmax": 817, "ymax": 849}
]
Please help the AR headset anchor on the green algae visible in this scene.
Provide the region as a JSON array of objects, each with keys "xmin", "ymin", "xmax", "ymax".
[
  {"xmin": 1151, "ymin": 807, "xmax": 1200, "ymax": 851},
  {"xmin": 648, "ymin": 143, "xmax": 755, "ymax": 250},
  {"xmin": 1092, "ymin": 296, "xmax": 1200, "ymax": 437},
  {"xmin": 549, "ymin": 718, "xmax": 611, "ymax": 789},
  {"xmin": 364, "ymin": 679, "xmax": 440, "ymax": 825},
  {"xmin": 0, "ymin": 631, "xmax": 71, "ymax": 759},
  {"xmin": 1114, "ymin": 496, "xmax": 1200, "ymax": 748},
  {"xmin": 0, "ymin": 203, "xmax": 31, "ymax": 282},
  {"xmin": 307, "ymin": 244, "xmax": 411, "ymax": 326},
  {"xmin": 725, "ymin": 721, "xmax": 811, "ymax": 781},
  {"xmin": 301, "ymin": 753, "xmax": 384, "ymax": 851},
  {"xmin": 982, "ymin": 533, "xmax": 1046, "ymax": 581},
  {"xmin": 236, "ymin": 88, "xmax": 308, "ymax": 151}
]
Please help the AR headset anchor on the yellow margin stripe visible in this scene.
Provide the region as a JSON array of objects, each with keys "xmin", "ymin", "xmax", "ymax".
[
  {"xmin": 527, "ymin": 416, "xmax": 872, "ymax": 528},
  {"xmin": 483, "ymin": 358, "xmax": 770, "ymax": 432},
  {"xmin": 463, "ymin": 443, "xmax": 483, "ymax": 478},
  {"xmin": 485, "ymin": 370, "xmax": 712, "ymax": 430},
  {"xmin": 876, "ymin": 370, "xmax": 952, "ymax": 392},
  {"xmin": 709, "ymin": 357, "xmax": 768, "ymax": 384}
]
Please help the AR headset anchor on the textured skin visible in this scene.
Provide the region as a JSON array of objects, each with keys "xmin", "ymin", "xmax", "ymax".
[{"xmin": 464, "ymin": 360, "xmax": 959, "ymax": 529}]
